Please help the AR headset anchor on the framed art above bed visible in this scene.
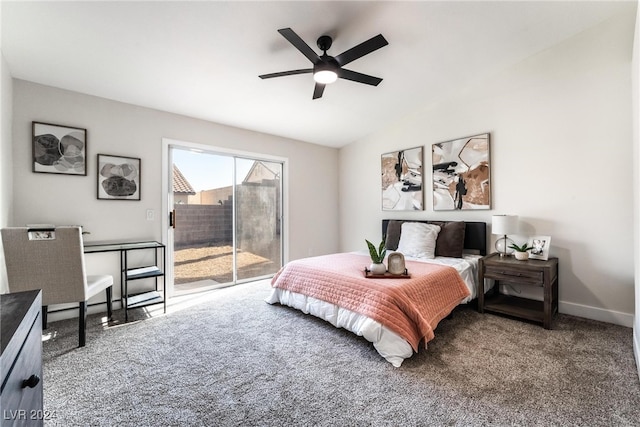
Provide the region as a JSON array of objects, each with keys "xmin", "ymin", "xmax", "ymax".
[
  {"xmin": 432, "ymin": 133, "xmax": 491, "ymax": 211},
  {"xmin": 381, "ymin": 146, "xmax": 423, "ymax": 211}
]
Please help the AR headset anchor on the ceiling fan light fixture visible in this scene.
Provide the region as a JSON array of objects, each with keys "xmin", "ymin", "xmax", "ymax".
[
  {"xmin": 259, "ymin": 28, "xmax": 388, "ymax": 99},
  {"xmin": 313, "ymin": 69, "xmax": 338, "ymax": 84}
]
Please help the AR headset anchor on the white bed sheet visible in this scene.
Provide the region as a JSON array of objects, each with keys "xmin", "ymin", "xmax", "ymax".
[{"xmin": 265, "ymin": 253, "xmax": 486, "ymax": 367}]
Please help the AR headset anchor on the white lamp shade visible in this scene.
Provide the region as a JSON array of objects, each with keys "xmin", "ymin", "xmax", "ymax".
[{"xmin": 492, "ymin": 215, "xmax": 518, "ymax": 235}]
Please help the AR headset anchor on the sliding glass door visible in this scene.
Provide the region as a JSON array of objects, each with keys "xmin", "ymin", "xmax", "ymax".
[
  {"xmin": 169, "ymin": 146, "xmax": 283, "ymax": 293},
  {"xmin": 235, "ymin": 158, "xmax": 283, "ymax": 281}
]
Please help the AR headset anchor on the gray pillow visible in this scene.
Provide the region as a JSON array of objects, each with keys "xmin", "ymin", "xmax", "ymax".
[
  {"xmin": 385, "ymin": 220, "xmax": 466, "ymax": 258},
  {"xmin": 384, "ymin": 220, "xmax": 405, "ymax": 250},
  {"xmin": 429, "ymin": 221, "xmax": 466, "ymax": 258}
]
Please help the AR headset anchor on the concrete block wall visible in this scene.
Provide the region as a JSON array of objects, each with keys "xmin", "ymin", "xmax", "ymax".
[
  {"xmin": 174, "ymin": 204, "xmax": 232, "ymax": 248},
  {"xmin": 174, "ymin": 182, "xmax": 280, "ymax": 254},
  {"xmin": 236, "ymin": 184, "xmax": 278, "ymax": 258}
]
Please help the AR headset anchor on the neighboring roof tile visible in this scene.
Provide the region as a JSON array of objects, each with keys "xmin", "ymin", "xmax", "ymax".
[{"xmin": 173, "ymin": 164, "xmax": 196, "ymax": 195}]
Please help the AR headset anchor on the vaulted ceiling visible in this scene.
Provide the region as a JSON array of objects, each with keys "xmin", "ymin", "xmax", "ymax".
[{"xmin": 1, "ymin": 1, "xmax": 633, "ymax": 147}]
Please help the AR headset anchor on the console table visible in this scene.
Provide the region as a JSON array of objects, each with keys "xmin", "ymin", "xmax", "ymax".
[{"xmin": 84, "ymin": 241, "xmax": 166, "ymax": 322}]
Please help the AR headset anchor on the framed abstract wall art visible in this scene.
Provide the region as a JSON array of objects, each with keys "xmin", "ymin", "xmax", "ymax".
[
  {"xmin": 432, "ymin": 133, "xmax": 491, "ymax": 211},
  {"xmin": 32, "ymin": 121, "xmax": 87, "ymax": 176},
  {"xmin": 97, "ymin": 154, "xmax": 141, "ymax": 200},
  {"xmin": 381, "ymin": 146, "xmax": 423, "ymax": 211}
]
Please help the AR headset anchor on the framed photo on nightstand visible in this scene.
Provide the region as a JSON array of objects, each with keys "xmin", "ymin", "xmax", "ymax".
[{"xmin": 528, "ymin": 235, "xmax": 551, "ymax": 260}]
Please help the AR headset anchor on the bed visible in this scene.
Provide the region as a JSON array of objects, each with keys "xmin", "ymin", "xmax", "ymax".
[{"xmin": 266, "ymin": 220, "xmax": 487, "ymax": 367}]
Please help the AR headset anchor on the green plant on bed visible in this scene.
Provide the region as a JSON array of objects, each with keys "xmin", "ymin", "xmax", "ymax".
[
  {"xmin": 366, "ymin": 238, "xmax": 387, "ymax": 263},
  {"xmin": 508, "ymin": 242, "xmax": 534, "ymax": 252}
]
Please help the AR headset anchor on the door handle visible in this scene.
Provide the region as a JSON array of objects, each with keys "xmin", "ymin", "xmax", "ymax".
[{"xmin": 169, "ymin": 210, "xmax": 176, "ymax": 229}]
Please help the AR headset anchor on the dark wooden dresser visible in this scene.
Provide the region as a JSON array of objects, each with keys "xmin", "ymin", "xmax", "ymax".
[{"xmin": 1, "ymin": 290, "xmax": 43, "ymax": 426}]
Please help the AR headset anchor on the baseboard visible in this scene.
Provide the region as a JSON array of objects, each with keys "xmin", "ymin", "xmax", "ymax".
[
  {"xmin": 45, "ymin": 300, "xmax": 122, "ymax": 323},
  {"xmin": 501, "ymin": 287, "xmax": 633, "ymax": 327},
  {"xmin": 634, "ymin": 325, "xmax": 640, "ymax": 382},
  {"xmin": 559, "ymin": 301, "xmax": 634, "ymax": 328}
]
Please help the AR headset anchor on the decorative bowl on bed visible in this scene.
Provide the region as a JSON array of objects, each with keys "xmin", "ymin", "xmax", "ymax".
[{"xmin": 368, "ymin": 262, "xmax": 387, "ymax": 274}]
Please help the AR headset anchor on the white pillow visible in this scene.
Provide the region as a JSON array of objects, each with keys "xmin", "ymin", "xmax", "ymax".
[{"xmin": 396, "ymin": 222, "xmax": 441, "ymax": 259}]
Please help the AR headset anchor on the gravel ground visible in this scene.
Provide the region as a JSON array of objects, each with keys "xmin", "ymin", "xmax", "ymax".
[{"xmin": 174, "ymin": 244, "xmax": 278, "ymax": 284}]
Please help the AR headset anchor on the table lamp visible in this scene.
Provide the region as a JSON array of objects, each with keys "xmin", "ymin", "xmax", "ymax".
[{"xmin": 492, "ymin": 214, "xmax": 518, "ymax": 257}]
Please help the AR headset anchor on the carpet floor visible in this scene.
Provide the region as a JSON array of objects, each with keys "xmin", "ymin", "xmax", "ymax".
[{"xmin": 41, "ymin": 280, "xmax": 640, "ymax": 426}]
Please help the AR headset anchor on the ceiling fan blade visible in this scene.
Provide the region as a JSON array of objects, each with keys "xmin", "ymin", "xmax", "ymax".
[
  {"xmin": 259, "ymin": 69, "xmax": 313, "ymax": 79},
  {"xmin": 334, "ymin": 34, "xmax": 388, "ymax": 67},
  {"xmin": 278, "ymin": 28, "xmax": 321, "ymax": 64},
  {"xmin": 312, "ymin": 83, "xmax": 325, "ymax": 99},
  {"xmin": 337, "ymin": 68, "xmax": 383, "ymax": 86}
]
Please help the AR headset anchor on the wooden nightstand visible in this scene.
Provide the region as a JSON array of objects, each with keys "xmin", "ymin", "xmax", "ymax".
[{"xmin": 478, "ymin": 252, "xmax": 558, "ymax": 329}]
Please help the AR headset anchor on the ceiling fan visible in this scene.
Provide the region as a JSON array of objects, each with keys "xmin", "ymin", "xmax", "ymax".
[{"xmin": 259, "ymin": 28, "xmax": 389, "ymax": 100}]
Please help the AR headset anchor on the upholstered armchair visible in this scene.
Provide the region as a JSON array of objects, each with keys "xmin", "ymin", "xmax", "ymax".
[{"xmin": 1, "ymin": 226, "xmax": 113, "ymax": 347}]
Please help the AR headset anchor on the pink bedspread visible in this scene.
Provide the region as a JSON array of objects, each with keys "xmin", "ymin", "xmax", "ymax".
[{"xmin": 270, "ymin": 253, "xmax": 470, "ymax": 351}]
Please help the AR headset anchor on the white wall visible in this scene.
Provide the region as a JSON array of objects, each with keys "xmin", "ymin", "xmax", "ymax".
[
  {"xmin": 633, "ymin": 0, "xmax": 640, "ymax": 381},
  {"xmin": 6, "ymin": 80, "xmax": 340, "ymax": 309},
  {"xmin": 0, "ymin": 0, "xmax": 14, "ymax": 294},
  {"xmin": 0, "ymin": 55, "xmax": 10, "ymax": 295},
  {"xmin": 339, "ymin": 11, "xmax": 636, "ymax": 326}
]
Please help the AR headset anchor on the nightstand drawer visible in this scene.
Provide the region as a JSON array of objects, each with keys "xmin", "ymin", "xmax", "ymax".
[{"xmin": 484, "ymin": 266, "xmax": 543, "ymax": 285}]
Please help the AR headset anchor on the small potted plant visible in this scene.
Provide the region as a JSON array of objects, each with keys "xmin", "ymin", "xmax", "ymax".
[
  {"xmin": 508, "ymin": 242, "xmax": 534, "ymax": 260},
  {"xmin": 365, "ymin": 238, "xmax": 387, "ymax": 274}
]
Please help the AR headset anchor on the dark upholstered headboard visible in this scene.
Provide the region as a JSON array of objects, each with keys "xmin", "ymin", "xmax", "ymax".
[{"xmin": 382, "ymin": 219, "xmax": 487, "ymax": 256}]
